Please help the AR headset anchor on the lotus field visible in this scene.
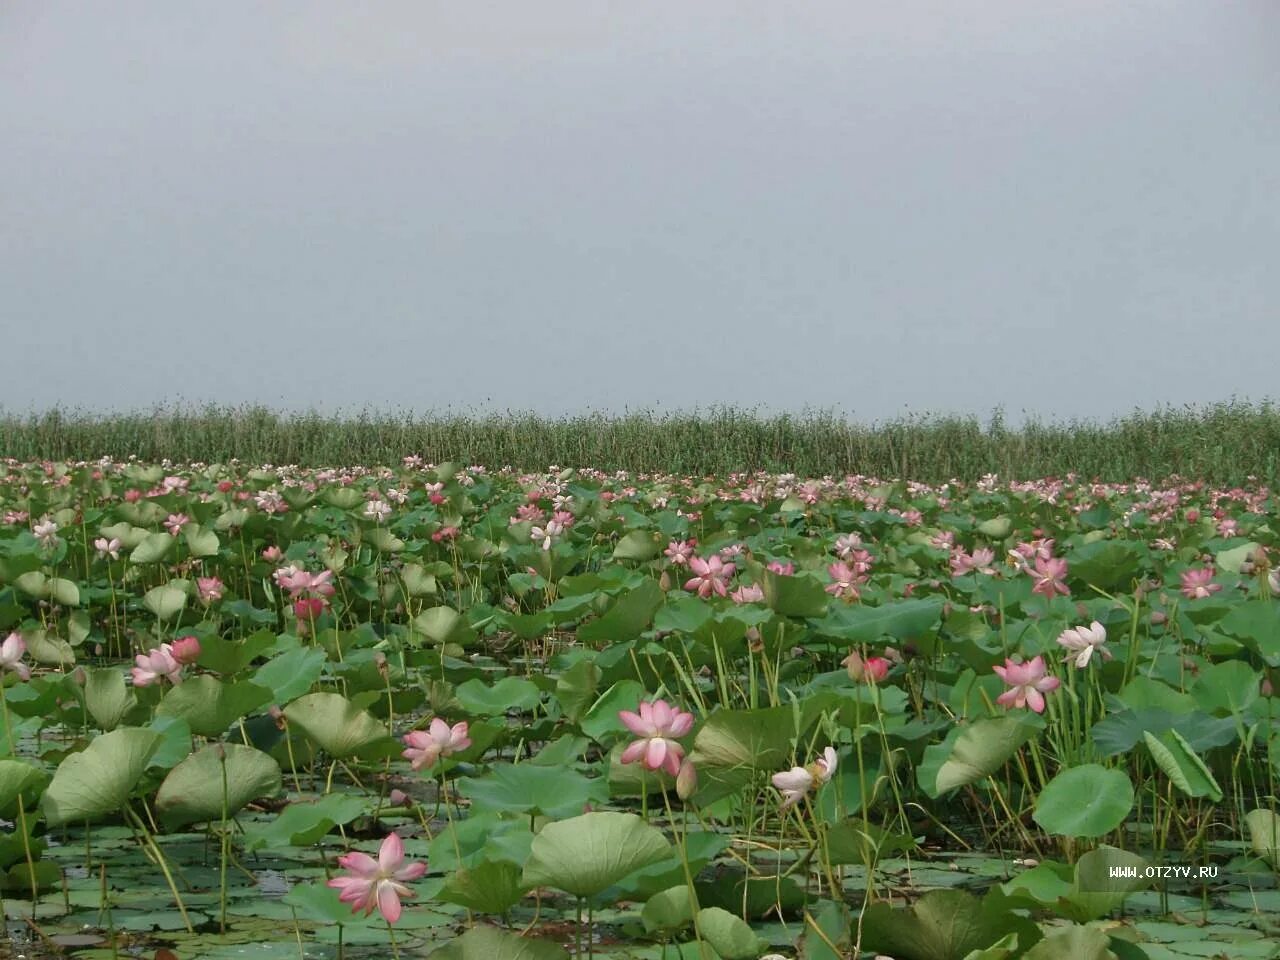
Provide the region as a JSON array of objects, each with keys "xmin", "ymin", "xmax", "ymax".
[{"xmin": 2, "ymin": 458, "xmax": 1280, "ymax": 960}]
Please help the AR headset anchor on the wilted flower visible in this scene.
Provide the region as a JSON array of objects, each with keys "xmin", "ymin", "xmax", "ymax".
[
  {"xmin": 402, "ymin": 719, "xmax": 471, "ymax": 771},
  {"xmin": 618, "ymin": 698, "xmax": 695, "ymax": 776},
  {"xmin": 327, "ymin": 832, "xmax": 426, "ymax": 924},
  {"xmin": 0, "ymin": 632, "xmax": 31, "ymax": 682},
  {"xmin": 1056, "ymin": 621, "xmax": 1110, "ymax": 668},
  {"xmin": 772, "ymin": 747, "xmax": 837, "ymax": 810},
  {"xmin": 993, "ymin": 655, "xmax": 1060, "ymax": 713}
]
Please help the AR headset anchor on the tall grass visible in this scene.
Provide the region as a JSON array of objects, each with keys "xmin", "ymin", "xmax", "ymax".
[{"xmin": 1, "ymin": 401, "xmax": 1278, "ymax": 483}]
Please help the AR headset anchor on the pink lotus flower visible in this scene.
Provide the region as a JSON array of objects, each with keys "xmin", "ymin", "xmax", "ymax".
[
  {"xmin": 993, "ymin": 656, "xmax": 1060, "ymax": 713},
  {"xmin": 834, "ymin": 533, "xmax": 863, "ymax": 558},
  {"xmin": 683, "ymin": 556, "xmax": 735, "ymax": 599},
  {"xmin": 825, "ymin": 562, "xmax": 862, "ymax": 600},
  {"xmin": 171, "ymin": 636, "xmax": 202, "ymax": 666},
  {"xmin": 951, "ymin": 548, "xmax": 996, "ymax": 577},
  {"xmin": 618, "ymin": 698, "xmax": 695, "ymax": 776},
  {"xmin": 402, "ymin": 719, "xmax": 471, "ymax": 771},
  {"xmin": 327, "ymin": 832, "xmax": 426, "ymax": 923},
  {"xmin": 1056, "ymin": 621, "xmax": 1110, "ymax": 669},
  {"xmin": 772, "ymin": 746, "xmax": 838, "ymax": 810},
  {"xmin": 276, "ymin": 567, "xmax": 335, "ymax": 599},
  {"xmin": 33, "ymin": 518, "xmax": 59, "ymax": 548},
  {"xmin": 132, "ymin": 644, "xmax": 183, "ymax": 686},
  {"xmin": 365, "ymin": 500, "xmax": 392, "ymax": 523},
  {"xmin": 1013, "ymin": 538, "xmax": 1056, "ymax": 563},
  {"xmin": 164, "ymin": 513, "xmax": 190, "ymax": 536},
  {"xmin": 664, "ymin": 540, "xmax": 696, "ymax": 566},
  {"xmin": 730, "ymin": 583, "xmax": 764, "ymax": 604},
  {"xmin": 512, "ymin": 503, "xmax": 545, "ymax": 524},
  {"xmin": 0, "ymin": 632, "xmax": 31, "ymax": 682},
  {"xmin": 262, "ymin": 546, "xmax": 283, "ymax": 563},
  {"xmin": 767, "ymin": 560, "xmax": 795, "ymax": 576},
  {"xmin": 388, "ymin": 788, "xmax": 412, "ymax": 807},
  {"xmin": 197, "ymin": 576, "xmax": 224, "ymax": 604},
  {"xmin": 842, "ymin": 650, "xmax": 890, "ymax": 683},
  {"xmin": 530, "ymin": 520, "xmax": 564, "ymax": 551},
  {"xmin": 94, "ymin": 537, "xmax": 122, "ymax": 561},
  {"xmin": 1029, "ymin": 557, "xmax": 1070, "ymax": 599},
  {"xmin": 1180, "ymin": 568, "xmax": 1221, "ymax": 599}
]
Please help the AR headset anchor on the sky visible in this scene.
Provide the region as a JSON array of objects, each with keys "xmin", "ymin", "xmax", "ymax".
[{"xmin": 2, "ymin": 1, "xmax": 1277, "ymax": 425}]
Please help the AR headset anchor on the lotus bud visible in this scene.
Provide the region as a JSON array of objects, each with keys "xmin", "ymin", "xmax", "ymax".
[
  {"xmin": 659, "ymin": 570, "xmax": 672, "ymax": 591},
  {"xmin": 171, "ymin": 635, "xmax": 201, "ymax": 665},
  {"xmin": 843, "ymin": 651, "xmax": 890, "ymax": 683},
  {"xmin": 293, "ymin": 598, "xmax": 326, "ymax": 622},
  {"xmin": 389, "ymin": 788, "xmax": 412, "ymax": 807},
  {"xmin": 676, "ymin": 758, "xmax": 698, "ymax": 801}
]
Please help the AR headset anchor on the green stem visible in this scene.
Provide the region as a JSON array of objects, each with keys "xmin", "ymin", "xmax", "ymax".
[{"xmin": 125, "ymin": 806, "xmax": 193, "ymax": 933}]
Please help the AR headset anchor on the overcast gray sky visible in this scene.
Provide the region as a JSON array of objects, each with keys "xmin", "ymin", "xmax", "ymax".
[{"xmin": 3, "ymin": 1, "xmax": 1277, "ymax": 424}]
